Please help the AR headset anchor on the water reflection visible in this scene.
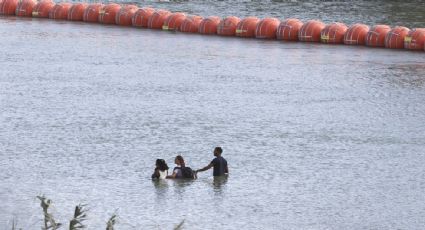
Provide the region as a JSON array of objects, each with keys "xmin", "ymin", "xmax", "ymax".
[
  {"xmin": 212, "ymin": 176, "xmax": 228, "ymax": 196},
  {"xmin": 152, "ymin": 179, "xmax": 169, "ymax": 200}
]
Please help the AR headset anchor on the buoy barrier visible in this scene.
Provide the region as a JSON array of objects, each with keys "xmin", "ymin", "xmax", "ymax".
[
  {"xmin": 199, "ymin": 16, "xmax": 220, "ymax": 35},
  {"xmin": 162, "ymin": 12, "xmax": 185, "ymax": 31},
  {"xmin": 147, "ymin": 9, "xmax": 170, "ymax": 29},
  {"xmin": 180, "ymin": 15, "xmax": 202, "ymax": 33},
  {"xmin": 83, "ymin": 3, "xmax": 103, "ymax": 23},
  {"xmin": 255, "ymin": 17, "xmax": 280, "ymax": 39},
  {"xmin": 299, "ymin": 20, "xmax": 326, "ymax": 42},
  {"xmin": 98, "ymin": 3, "xmax": 120, "ymax": 24},
  {"xmin": 2, "ymin": 2, "xmax": 424, "ymax": 53},
  {"xmin": 68, "ymin": 3, "xmax": 87, "ymax": 21},
  {"xmin": 15, "ymin": 0, "xmax": 36, "ymax": 17},
  {"xmin": 217, "ymin": 16, "xmax": 240, "ymax": 36},
  {"xmin": 321, "ymin": 22, "xmax": 348, "ymax": 44},
  {"xmin": 366, "ymin": 25, "xmax": 391, "ymax": 47},
  {"xmin": 0, "ymin": 0, "xmax": 18, "ymax": 15},
  {"xmin": 131, "ymin": 7, "xmax": 154, "ymax": 27},
  {"xmin": 115, "ymin": 5, "xmax": 137, "ymax": 26},
  {"xmin": 385, "ymin": 26, "xmax": 410, "ymax": 49},
  {"xmin": 236, "ymin": 17, "xmax": 259, "ymax": 38},
  {"xmin": 276, "ymin": 18, "xmax": 303, "ymax": 41},
  {"xmin": 31, "ymin": 0, "xmax": 53, "ymax": 18},
  {"xmin": 344, "ymin": 23, "xmax": 369, "ymax": 45},
  {"xmin": 49, "ymin": 2, "xmax": 71, "ymax": 20},
  {"xmin": 404, "ymin": 28, "xmax": 425, "ymax": 51}
]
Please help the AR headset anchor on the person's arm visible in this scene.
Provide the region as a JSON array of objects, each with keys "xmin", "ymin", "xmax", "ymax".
[
  {"xmin": 166, "ymin": 172, "xmax": 177, "ymax": 179},
  {"xmin": 225, "ymin": 164, "xmax": 229, "ymax": 174},
  {"xmin": 196, "ymin": 163, "xmax": 213, "ymax": 173},
  {"xmin": 166, "ymin": 168, "xmax": 178, "ymax": 179}
]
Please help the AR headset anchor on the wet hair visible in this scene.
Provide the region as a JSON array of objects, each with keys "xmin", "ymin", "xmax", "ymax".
[
  {"xmin": 156, "ymin": 159, "xmax": 169, "ymax": 171},
  {"xmin": 175, "ymin": 155, "xmax": 185, "ymax": 168},
  {"xmin": 215, "ymin": 147, "xmax": 223, "ymax": 154}
]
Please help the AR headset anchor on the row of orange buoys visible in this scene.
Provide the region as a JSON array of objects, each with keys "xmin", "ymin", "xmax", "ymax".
[{"xmin": 1, "ymin": 0, "xmax": 424, "ymax": 52}]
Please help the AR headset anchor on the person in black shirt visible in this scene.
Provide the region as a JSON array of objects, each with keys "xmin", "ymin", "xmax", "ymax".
[{"xmin": 196, "ymin": 147, "xmax": 229, "ymax": 176}]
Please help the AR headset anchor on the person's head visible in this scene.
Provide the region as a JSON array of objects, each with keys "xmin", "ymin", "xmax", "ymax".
[
  {"xmin": 155, "ymin": 159, "xmax": 169, "ymax": 171},
  {"xmin": 175, "ymin": 155, "xmax": 185, "ymax": 167},
  {"xmin": 214, "ymin": 147, "xmax": 223, "ymax": 157}
]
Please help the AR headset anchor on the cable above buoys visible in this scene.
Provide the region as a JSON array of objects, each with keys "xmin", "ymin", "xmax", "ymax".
[
  {"xmin": 276, "ymin": 18, "xmax": 303, "ymax": 41},
  {"xmin": 0, "ymin": 0, "xmax": 18, "ymax": 15},
  {"xmin": 344, "ymin": 23, "xmax": 369, "ymax": 45},
  {"xmin": 298, "ymin": 20, "xmax": 326, "ymax": 42},
  {"xmin": 255, "ymin": 17, "xmax": 280, "ymax": 39},
  {"xmin": 404, "ymin": 28, "xmax": 425, "ymax": 51},
  {"xmin": 217, "ymin": 16, "xmax": 240, "ymax": 36},
  {"xmin": 15, "ymin": 0, "xmax": 36, "ymax": 17},
  {"xmin": 99, "ymin": 3, "xmax": 120, "ymax": 24},
  {"xmin": 83, "ymin": 3, "xmax": 103, "ymax": 23},
  {"xmin": 115, "ymin": 5, "xmax": 138, "ymax": 26},
  {"xmin": 385, "ymin": 26, "xmax": 410, "ymax": 49},
  {"xmin": 366, "ymin": 25, "xmax": 391, "ymax": 47},
  {"xmin": 199, "ymin": 16, "xmax": 220, "ymax": 35},
  {"xmin": 180, "ymin": 15, "xmax": 203, "ymax": 33},
  {"xmin": 321, "ymin": 22, "xmax": 348, "ymax": 44},
  {"xmin": 49, "ymin": 2, "xmax": 72, "ymax": 20},
  {"xmin": 236, "ymin": 17, "xmax": 259, "ymax": 38},
  {"xmin": 162, "ymin": 12, "xmax": 186, "ymax": 31},
  {"xmin": 68, "ymin": 3, "xmax": 88, "ymax": 21},
  {"xmin": 132, "ymin": 7, "xmax": 154, "ymax": 27}
]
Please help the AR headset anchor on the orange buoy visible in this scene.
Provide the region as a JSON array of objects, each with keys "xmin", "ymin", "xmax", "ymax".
[
  {"xmin": 132, "ymin": 7, "xmax": 155, "ymax": 27},
  {"xmin": 404, "ymin": 28, "xmax": 425, "ymax": 51},
  {"xmin": 179, "ymin": 15, "xmax": 203, "ymax": 33},
  {"xmin": 32, "ymin": 0, "xmax": 54, "ymax": 18},
  {"xmin": 365, "ymin": 25, "xmax": 391, "ymax": 47},
  {"xmin": 15, "ymin": 0, "xmax": 36, "ymax": 17},
  {"xmin": 385, "ymin": 26, "xmax": 410, "ymax": 49},
  {"xmin": 199, "ymin": 16, "xmax": 221, "ymax": 35},
  {"xmin": 99, "ymin": 3, "xmax": 121, "ymax": 24},
  {"xmin": 115, "ymin": 5, "xmax": 138, "ymax": 26},
  {"xmin": 49, "ymin": 2, "xmax": 72, "ymax": 20},
  {"xmin": 147, "ymin": 10, "xmax": 171, "ymax": 29},
  {"xmin": 236, "ymin": 17, "xmax": 259, "ymax": 38},
  {"xmin": 344, "ymin": 24, "xmax": 369, "ymax": 45},
  {"xmin": 83, "ymin": 3, "xmax": 103, "ymax": 23},
  {"xmin": 0, "ymin": 0, "xmax": 18, "ymax": 15},
  {"xmin": 255, "ymin": 17, "xmax": 280, "ymax": 39},
  {"xmin": 320, "ymin": 22, "xmax": 348, "ymax": 44},
  {"xmin": 217, "ymin": 16, "xmax": 241, "ymax": 36},
  {"xmin": 68, "ymin": 3, "xmax": 88, "ymax": 21},
  {"xmin": 276, "ymin": 18, "xmax": 303, "ymax": 41},
  {"xmin": 162, "ymin": 12, "xmax": 186, "ymax": 31},
  {"xmin": 298, "ymin": 20, "xmax": 326, "ymax": 42}
]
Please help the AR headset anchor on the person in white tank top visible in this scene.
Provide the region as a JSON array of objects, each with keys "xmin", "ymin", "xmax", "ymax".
[{"xmin": 152, "ymin": 159, "xmax": 169, "ymax": 179}]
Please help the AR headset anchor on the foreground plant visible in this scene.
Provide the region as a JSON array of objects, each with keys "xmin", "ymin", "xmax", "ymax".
[
  {"xmin": 37, "ymin": 195, "xmax": 62, "ymax": 230},
  {"xmin": 11, "ymin": 218, "xmax": 21, "ymax": 230},
  {"xmin": 69, "ymin": 204, "xmax": 87, "ymax": 230},
  {"xmin": 106, "ymin": 213, "xmax": 117, "ymax": 230},
  {"xmin": 174, "ymin": 219, "xmax": 185, "ymax": 230}
]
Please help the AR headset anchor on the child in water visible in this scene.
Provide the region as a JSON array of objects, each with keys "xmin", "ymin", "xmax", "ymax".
[{"xmin": 152, "ymin": 159, "xmax": 169, "ymax": 179}]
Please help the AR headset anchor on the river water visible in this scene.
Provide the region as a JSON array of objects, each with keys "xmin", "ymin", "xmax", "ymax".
[{"xmin": 1, "ymin": 0, "xmax": 425, "ymax": 229}]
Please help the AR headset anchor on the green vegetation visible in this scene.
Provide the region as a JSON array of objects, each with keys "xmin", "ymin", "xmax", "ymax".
[{"xmin": 10, "ymin": 196, "xmax": 184, "ymax": 229}]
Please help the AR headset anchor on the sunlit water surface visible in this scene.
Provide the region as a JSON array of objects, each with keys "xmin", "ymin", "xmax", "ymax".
[{"xmin": 1, "ymin": 1, "xmax": 425, "ymax": 229}]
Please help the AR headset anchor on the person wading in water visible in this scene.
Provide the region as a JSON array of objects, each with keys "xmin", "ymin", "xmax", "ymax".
[{"xmin": 196, "ymin": 147, "xmax": 229, "ymax": 176}]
